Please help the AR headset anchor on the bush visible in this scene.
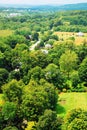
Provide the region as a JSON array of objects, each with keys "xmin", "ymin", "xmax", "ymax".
[
  {"xmin": 36, "ymin": 109, "xmax": 63, "ymax": 130},
  {"xmin": 64, "ymin": 108, "xmax": 87, "ymax": 130},
  {"xmin": 3, "ymin": 126, "xmax": 18, "ymax": 130}
]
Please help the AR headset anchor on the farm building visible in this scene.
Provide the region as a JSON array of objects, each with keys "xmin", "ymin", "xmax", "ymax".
[{"xmin": 77, "ymin": 32, "xmax": 84, "ymax": 37}]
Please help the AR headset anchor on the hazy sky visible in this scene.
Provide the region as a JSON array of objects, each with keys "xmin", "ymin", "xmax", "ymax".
[{"xmin": 0, "ymin": 0, "xmax": 87, "ymax": 5}]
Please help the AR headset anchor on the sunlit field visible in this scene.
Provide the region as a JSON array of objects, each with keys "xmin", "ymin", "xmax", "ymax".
[
  {"xmin": 56, "ymin": 92, "xmax": 87, "ymax": 117},
  {"xmin": 55, "ymin": 32, "xmax": 87, "ymax": 45}
]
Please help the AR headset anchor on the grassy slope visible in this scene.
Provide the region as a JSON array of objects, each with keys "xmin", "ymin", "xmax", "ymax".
[{"xmin": 56, "ymin": 92, "xmax": 87, "ymax": 117}]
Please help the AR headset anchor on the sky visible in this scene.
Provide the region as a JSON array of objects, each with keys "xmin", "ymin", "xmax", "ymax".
[{"xmin": 0, "ymin": 0, "xmax": 87, "ymax": 5}]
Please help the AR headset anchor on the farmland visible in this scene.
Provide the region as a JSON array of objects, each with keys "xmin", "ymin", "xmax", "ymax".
[{"xmin": 55, "ymin": 32, "xmax": 87, "ymax": 45}]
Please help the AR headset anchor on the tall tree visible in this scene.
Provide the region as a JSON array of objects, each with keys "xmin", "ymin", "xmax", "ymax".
[
  {"xmin": 59, "ymin": 50, "xmax": 78, "ymax": 79},
  {"xmin": 78, "ymin": 57, "xmax": 87, "ymax": 84},
  {"xmin": 2, "ymin": 79, "xmax": 23, "ymax": 104}
]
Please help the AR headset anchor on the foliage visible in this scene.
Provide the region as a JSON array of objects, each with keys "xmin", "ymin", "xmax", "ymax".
[
  {"xmin": 32, "ymin": 32, "xmax": 39, "ymax": 41},
  {"xmin": 21, "ymin": 80, "xmax": 58, "ymax": 121},
  {"xmin": 64, "ymin": 108, "xmax": 87, "ymax": 130},
  {"xmin": 0, "ymin": 68, "xmax": 9, "ymax": 90},
  {"xmin": 78, "ymin": 57, "xmax": 87, "ymax": 84},
  {"xmin": 2, "ymin": 102, "xmax": 17, "ymax": 121},
  {"xmin": 36, "ymin": 109, "xmax": 63, "ymax": 130},
  {"xmin": 3, "ymin": 126, "xmax": 18, "ymax": 130},
  {"xmin": 45, "ymin": 63, "xmax": 65, "ymax": 90},
  {"xmin": 59, "ymin": 50, "xmax": 78, "ymax": 79},
  {"xmin": 0, "ymin": 102, "xmax": 17, "ymax": 129},
  {"xmin": 5, "ymin": 35, "xmax": 25, "ymax": 48},
  {"xmin": 2, "ymin": 79, "xmax": 23, "ymax": 104},
  {"xmin": 28, "ymin": 66, "xmax": 44, "ymax": 82},
  {"xmin": 76, "ymin": 43, "xmax": 87, "ymax": 63},
  {"xmin": 0, "ymin": 51, "xmax": 5, "ymax": 68},
  {"xmin": 25, "ymin": 121, "xmax": 35, "ymax": 130},
  {"xmin": 70, "ymin": 71, "xmax": 80, "ymax": 89}
]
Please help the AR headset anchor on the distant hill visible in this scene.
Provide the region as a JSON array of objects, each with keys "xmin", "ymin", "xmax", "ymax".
[
  {"xmin": 29, "ymin": 3, "xmax": 87, "ymax": 11},
  {"xmin": 0, "ymin": 3, "xmax": 87, "ymax": 11},
  {"xmin": 59, "ymin": 3, "xmax": 87, "ymax": 10}
]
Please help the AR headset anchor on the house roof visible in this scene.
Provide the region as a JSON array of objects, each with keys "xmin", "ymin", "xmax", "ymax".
[{"xmin": 77, "ymin": 32, "xmax": 84, "ymax": 36}]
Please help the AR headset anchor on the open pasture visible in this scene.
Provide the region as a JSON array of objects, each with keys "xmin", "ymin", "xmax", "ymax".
[
  {"xmin": 56, "ymin": 92, "xmax": 87, "ymax": 117},
  {"xmin": 55, "ymin": 32, "xmax": 87, "ymax": 45}
]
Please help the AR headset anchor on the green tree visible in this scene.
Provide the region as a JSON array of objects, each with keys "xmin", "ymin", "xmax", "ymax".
[
  {"xmin": 78, "ymin": 57, "xmax": 87, "ymax": 84},
  {"xmin": 48, "ymin": 42, "xmax": 66, "ymax": 65},
  {"xmin": 32, "ymin": 32, "xmax": 39, "ymax": 41},
  {"xmin": 0, "ymin": 68, "xmax": 9, "ymax": 90},
  {"xmin": 29, "ymin": 50, "xmax": 49, "ymax": 68},
  {"xmin": 36, "ymin": 109, "xmax": 63, "ymax": 130},
  {"xmin": 2, "ymin": 102, "xmax": 17, "ymax": 121},
  {"xmin": 20, "ymin": 50, "xmax": 31, "ymax": 76},
  {"xmin": 0, "ymin": 102, "xmax": 17, "ymax": 129},
  {"xmin": 21, "ymin": 80, "xmax": 58, "ymax": 121},
  {"xmin": 4, "ymin": 49, "xmax": 13, "ymax": 71},
  {"xmin": 59, "ymin": 50, "xmax": 78, "ymax": 79},
  {"xmin": 0, "ymin": 51, "xmax": 5, "ymax": 68},
  {"xmin": 68, "ymin": 118, "xmax": 87, "ymax": 130},
  {"xmin": 9, "ymin": 70, "xmax": 21, "ymax": 81},
  {"xmin": 0, "ymin": 41, "xmax": 10, "ymax": 53},
  {"xmin": 76, "ymin": 43, "xmax": 87, "ymax": 63},
  {"xmin": 0, "ymin": 109, "xmax": 4, "ymax": 129},
  {"xmin": 28, "ymin": 66, "xmax": 44, "ymax": 83},
  {"xmin": 3, "ymin": 126, "xmax": 18, "ymax": 130},
  {"xmin": 64, "ymin": 108, "xmax": 87, "ymax": 130},
  {"xmin": 70, "ymin": 71, "xmax": 80, "ymax": 89},
  {"xmin": 6, "ymin": 35, "xmax": 25, "ymax": 48},
  {"xmin": 45, "ymin": 63, "xmax": 65, "ymax": 90},
  {"xmin": 2, "ymin": 79, "xmax": 23, "ymax": 104},
  {"xmin": 21, "ymin": 85, "xmax": 49, "ymax": 121}
]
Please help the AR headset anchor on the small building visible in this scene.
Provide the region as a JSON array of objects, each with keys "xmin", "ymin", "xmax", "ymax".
[
  {"xmin": 14, "ymin": 68, "xmax": 20, "ymax": 72},
  {"xmin": 45, "ymin": 44, "xmax": 52, "ymax": 49},
  {"xmin": 77, "ymin": 32, "xmax": 84, "ymax": 37},
  {"xmin": 9, "ymin": 13, "xmax": 21, "ymax": 17}
]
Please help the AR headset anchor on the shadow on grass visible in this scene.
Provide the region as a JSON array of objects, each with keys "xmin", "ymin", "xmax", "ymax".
[{"xmin": 56, "ymin": 103, "xmax": 66, "ymax": 115}]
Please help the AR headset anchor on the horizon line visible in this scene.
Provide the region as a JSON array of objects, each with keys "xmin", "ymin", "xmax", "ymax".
[{"xmin": 0, "ymin": 2, "xmax": 87, "ymax": 6}]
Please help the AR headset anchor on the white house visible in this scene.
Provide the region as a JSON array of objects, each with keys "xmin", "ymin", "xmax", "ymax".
[
  {"xmin": 45, "ymin": 44, "xmax": 52, "ymax": 49},
  {"xmin": 77, "ymin": 32, "xmax": 84, "ymax": 37}
]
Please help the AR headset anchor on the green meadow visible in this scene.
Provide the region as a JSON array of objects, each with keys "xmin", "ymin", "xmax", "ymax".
[{"xmin": 56, "ymin": 92, "xmax": 87, "ymax": 117}]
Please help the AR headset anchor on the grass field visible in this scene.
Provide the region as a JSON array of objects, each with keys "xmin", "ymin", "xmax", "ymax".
[
  {"xmin": 55, "ymin": 32, "xmax": 87, "ymax": 45},
  {"xmin": 56, "ymin": 92, "xmax": 87, "ymax": 117},
  {"xmin": 0, "ymin": 30, "xmax": 13, "ymax": 37}
]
